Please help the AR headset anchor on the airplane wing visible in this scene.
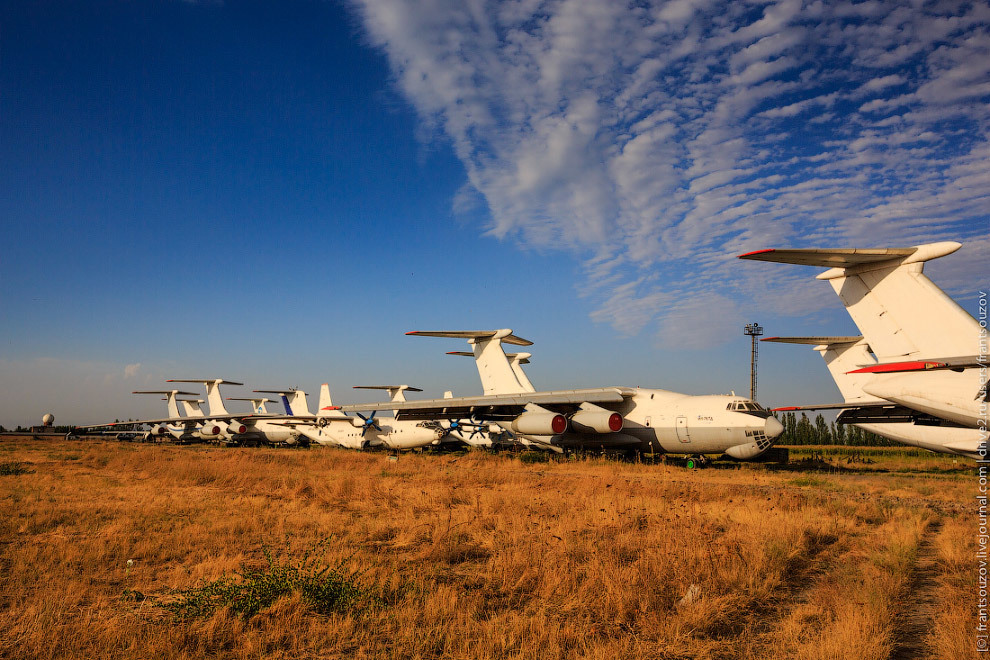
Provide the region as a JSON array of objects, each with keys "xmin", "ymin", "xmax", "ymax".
[
  {"xmin": 72, "ymin": 412, "xmax": 286, "ymax": 429},
  {"xmin": 338, "ymin": 387, "xmax": 634, "ymax": 420}
]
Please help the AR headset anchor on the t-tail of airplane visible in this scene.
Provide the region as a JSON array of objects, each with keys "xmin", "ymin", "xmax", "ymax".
[
  {"xmin": 167, "ymin": 379, "xmax": 243, "ymax": 417},
  {"xmin": 407, "ymin": 329, "xmax": 535, "ymax": 395},
  {"xmin": 353, "ymin": 385, "xmax": 423, "ymax": 416},
  {"xmin": 227, "ymin": 397, "xmax": 270, "ymax": 415},
  {"xmin": 132, "ymin": 389, "xmax": 198, "ymax": 418},
  {"xmin": 740, "ymin": 242, "xmax": 979, "ymax": 361},
  {"xmin": 178, "ymin": 398, "xmax": 206, "ymax": 417},
  {"xmin": 761, "ymin": 336, "xmax": 884, "ymax": 405}
]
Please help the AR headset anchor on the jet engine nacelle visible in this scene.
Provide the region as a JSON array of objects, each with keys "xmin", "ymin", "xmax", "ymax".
[
  {"xmin": 199, "ymin": 423, "xmax": 222, "ymax": 439},
  {"xmin": 569, "ymin": 410, "xmax": 623, "ymax": 433},
  {"xmin": 149, "ymin": 425, "xmax": 167, "ymax": 435},
  {"xmin": 510, "ymin": 411, "xmax": 567, "ymax": 435},
  {"xmin": 226, "ymin": 422, "xmax": 248, "ymax": 436}
]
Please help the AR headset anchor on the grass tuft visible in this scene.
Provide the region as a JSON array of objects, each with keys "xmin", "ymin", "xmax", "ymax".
[
  {"xmin": 0, "ymin": 460, "xmax": 32, "ymax": 475},
  {"xmin": 161, "ymin": 539, "xmax": 378, "ymax": 619}
]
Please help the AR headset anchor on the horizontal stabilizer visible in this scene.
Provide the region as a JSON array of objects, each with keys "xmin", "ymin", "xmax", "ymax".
[
  {"xmin": 738, "ymin": 247, "xmax": 918, "ymax": 267},
  {"xmin": 848, "ymin": 356, "xmax": 983, "ymax": 374},
  {"xmin": 773, "ymin": 402, "xmax": 869, "ymax": 411},
  {"xmin": 762, "ymin": 336, "xmax": 863, "ymax": 346},
  {"xmin": 132, "ymin": 390, "xmax": 199, "ymax": 396},
  {"xmin": 167, "ymin": 379, "xmax": 244, "ymax": 386},
  {"xmin": 407, "ymin": 329, "xmax": 533, "ymax": 346},
  {"xmin": 353, "ymin": 385, "xmax": 423, "ymax": 392},
  {"xmin": 447, "ymin": 350, "xmax": 532, "ymax": 364}
]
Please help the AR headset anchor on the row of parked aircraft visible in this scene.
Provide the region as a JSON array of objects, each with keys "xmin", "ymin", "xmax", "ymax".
[
  {"xmin": 739, "ymin": 240, "xmax": 985, "ymax": 460},
  {"xmin": 77, "ymin": 240, "xmax": 982, "ymax": 462},
  {"xmin": 77, "ymin": 332, "xmax": 785, "ymax": 461}
]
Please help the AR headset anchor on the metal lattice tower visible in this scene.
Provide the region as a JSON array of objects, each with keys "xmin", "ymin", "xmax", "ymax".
[{"xmin": 744, "ymin": 322, "xmax": 763, "ymax": 401}]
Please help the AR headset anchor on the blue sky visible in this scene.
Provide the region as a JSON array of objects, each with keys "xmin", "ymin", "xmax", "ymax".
[{"xmin": 1, "ymin": 0, "xmax": 987, "ymax": 427}]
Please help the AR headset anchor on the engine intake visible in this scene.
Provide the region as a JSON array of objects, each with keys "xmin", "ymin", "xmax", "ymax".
[
  {"xmin": 510, "ymin": 411, "xmax": 567, "ymax": 435},
  {"xmin": 569, "ymin": 410, "xmax": 623, "ymax": 433}
]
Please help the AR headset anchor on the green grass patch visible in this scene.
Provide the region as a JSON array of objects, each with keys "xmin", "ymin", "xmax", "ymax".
[
  {"xmin": 0, "ymin": 461, "xmax": 32, "ymax": 476},
  {"xmin": 160, "ymin": 540, "xmax": 379, "ymax": 619}
]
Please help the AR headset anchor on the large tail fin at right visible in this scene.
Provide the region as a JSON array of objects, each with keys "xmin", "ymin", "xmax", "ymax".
[{"xmin": 740, "ymin": 242, "xmax": 979, "ymax": 361}]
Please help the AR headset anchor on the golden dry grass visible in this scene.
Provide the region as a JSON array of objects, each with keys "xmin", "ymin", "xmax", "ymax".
[{"xmin": 0, "ymin": 438, "xmax": 978, "ymax": 660}]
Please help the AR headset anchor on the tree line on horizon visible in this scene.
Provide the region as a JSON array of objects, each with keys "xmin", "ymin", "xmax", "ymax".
[{"xmin": 775, "ymin": 411, "xmax": 894, "ymax": 447}]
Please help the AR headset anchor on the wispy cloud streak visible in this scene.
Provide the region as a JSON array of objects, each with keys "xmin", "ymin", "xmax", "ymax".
[{"xmin": 352, "ymin": 0, "xmax": 989, "ymax": 346}]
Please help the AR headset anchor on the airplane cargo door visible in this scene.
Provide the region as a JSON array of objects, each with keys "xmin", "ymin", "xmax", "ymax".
[{"xmin": 675, "ymin": 416, "xmax": 691, "ymax": 443}]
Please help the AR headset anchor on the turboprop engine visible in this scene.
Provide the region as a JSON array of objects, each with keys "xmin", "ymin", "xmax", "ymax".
[
  {"xmin": 509, "ymin": 411, "xmax": 567, "ymax": 435},
  {"xmin": 569, "ymin": 409, "xmax": 623, "ymax": 433}
]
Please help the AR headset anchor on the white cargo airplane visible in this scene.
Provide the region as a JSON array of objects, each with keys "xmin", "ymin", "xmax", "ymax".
[
  {"xmin": 336, "ymin": 329, "xmax": 784, "ymax": 460},
  {"xmin": 272, "ymin": 384, "xmax": 444, "ymax": 450},
  {"xmin": 739, "ymin": 241, "xmax": 985, "ymax": 446},
  {"xmin": 763, "ymin": 336, "xmax": 983, "ymax": 459}
]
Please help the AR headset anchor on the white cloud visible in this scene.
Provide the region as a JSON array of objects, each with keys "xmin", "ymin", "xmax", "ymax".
[
  {"xmin": 352, "ymin": 0, "xmax": 990, "ymax": 342},
  {"xmin": 124, "ymin": 363, "xmax": 142, "ymax": 378}
]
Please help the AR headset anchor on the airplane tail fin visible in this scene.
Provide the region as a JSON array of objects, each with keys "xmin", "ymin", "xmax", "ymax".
[
  {"xmin": 227, "ymin": 397, "xmax": 270, "ymax": 415},
  {"xmin": 763, "ymin": 336, "xmax": 883, "ymax": 404},
  {"xmin": 133, "ymin": 390, "xmax": 198, "ymax": 419},
  {"xmin": 740, "ymin": 242, "xmax": 978, "ymax": 361},
  {"xmin": 288, "ymin": 390, "xmax": 311, "ymax": 416},
  {"xmin": 317, "ymin": 383, "xmax": 348, "ymax": 418},
  {"xmin": 178, "ymin": 398, "xmax": 206, "ymax": 417},
  {"xmin": 167, "ymin": 379, "xmax": 242, "ymax": 417},
  {"xmin": 409, "ymin": 329, "xmax": 533, "ymax": 395}
]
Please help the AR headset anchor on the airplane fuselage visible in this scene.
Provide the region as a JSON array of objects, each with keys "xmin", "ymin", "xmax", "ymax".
[
  {"xmin": 302, "ymin": 417, "xmax": 443, "ymax": 450},
  {"xmin": 502, "ymin": 390, "xmax": 782, "ymax": 458}
]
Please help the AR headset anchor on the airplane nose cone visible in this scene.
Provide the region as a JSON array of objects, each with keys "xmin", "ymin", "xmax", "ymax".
[{"xmin": 765, "ymin": 416, "xmax": 784, "ymax": 439}]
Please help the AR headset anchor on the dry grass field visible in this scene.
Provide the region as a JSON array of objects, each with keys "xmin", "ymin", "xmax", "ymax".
[{"xmin": 0, "ymin": 438, "xmax": 978, "ymax": 660}]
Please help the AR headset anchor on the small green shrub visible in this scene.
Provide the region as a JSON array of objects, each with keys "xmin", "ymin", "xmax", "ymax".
[
  {"xmin": 0, "ymin": 461, "xmax": 31, "ymax": 476},
  {"xmin": 162, "ymin": 540, "xmax": 378, "ymax": 619}
]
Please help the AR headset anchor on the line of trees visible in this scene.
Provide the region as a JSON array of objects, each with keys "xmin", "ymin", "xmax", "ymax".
[{"xmin": 776, "ymin": 411, "xmax": 895, "ymax": 446}]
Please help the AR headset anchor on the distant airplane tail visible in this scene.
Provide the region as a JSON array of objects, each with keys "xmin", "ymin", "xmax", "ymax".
[
  {"xmin": 762, "ymin": 336, "xmax": 884, "ymax": 404},
  {"xmin": 132, "ymin": 389, "xmax": 198, "ymax": 418},
  {"xmin": 227, "ymin": 397, "xmax": 270, "ymax": 414},
  {"xmin": 408, "ymin": 329, "xmax": 534, "ymax": 395},
  {"xmin": 178, "ymin": 398, "xmax": 206, "ymax": 417},
  {"xmin": 167, "ymin": 379, "xmax": 242, "ymax": 417},
  {"xmin": 740, "ymin": 242, "xmax": 979, "ymax": 361},
  {"xmin": 317, "ymin": 384, "xmax": 348, "ymax": 419},
  {"xmin": 353, "ymin": 385, "xmax": 423, "ymax": 416}
]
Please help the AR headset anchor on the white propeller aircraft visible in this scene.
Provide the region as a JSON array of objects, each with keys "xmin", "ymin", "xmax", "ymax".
[
  {"xmin": 336, "ymin": 329, "xmax": 784, "ymax": 460},
  {"xmin": 272, "ymin": 384, "xmax": 444, "ymax": 450},
  {"xmin": 764, "ymin": 336, "xmax": 983, "ymax": 459},
  {"xmin": 739, "ymin": 241, "xmax": 985, "ymax": 455}
]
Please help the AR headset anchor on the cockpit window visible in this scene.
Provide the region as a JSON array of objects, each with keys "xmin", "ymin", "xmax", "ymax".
[{"xmin": 727, "ymin": 401, "xmax": 766, "ymax": 412}]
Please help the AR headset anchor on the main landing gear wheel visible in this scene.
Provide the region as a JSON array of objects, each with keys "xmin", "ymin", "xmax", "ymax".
[{"xmin": 685, "ymin": 455, "xmax": 708, "ymax": 469}]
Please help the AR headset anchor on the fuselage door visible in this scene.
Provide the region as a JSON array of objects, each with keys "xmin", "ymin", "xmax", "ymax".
[{"xmin": 676, "ymin": 415, "xmax": 691, "ymax": 443}]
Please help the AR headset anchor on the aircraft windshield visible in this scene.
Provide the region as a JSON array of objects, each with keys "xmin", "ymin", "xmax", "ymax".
[{"xmin": 727, "ymin": 401, "xmax": 766, "ymax": 412}]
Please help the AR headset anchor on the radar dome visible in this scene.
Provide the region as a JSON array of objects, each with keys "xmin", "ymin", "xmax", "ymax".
[{"xmin": 42, "ymin": 413, "xmax": 54, "ymax": 426}]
